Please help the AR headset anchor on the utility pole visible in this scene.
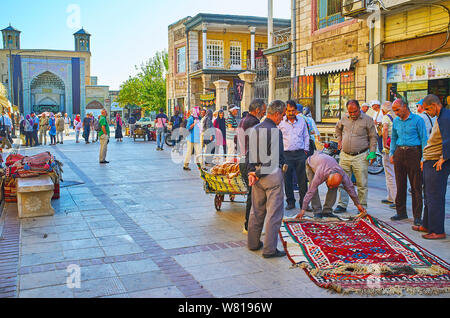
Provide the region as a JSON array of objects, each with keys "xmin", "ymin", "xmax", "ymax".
[{"xmin": 268, "ymin": 0, "xmax": 273, "ymax": 49}]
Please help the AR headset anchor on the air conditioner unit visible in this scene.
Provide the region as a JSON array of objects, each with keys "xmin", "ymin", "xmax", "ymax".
[{"xmin": 342, "ymin": 0, "xmax": 368, "ymax": 17}]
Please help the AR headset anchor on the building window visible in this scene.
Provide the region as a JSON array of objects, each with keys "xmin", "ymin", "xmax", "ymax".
[
  {"xmin": 317, "ymin": 0, "xmax": 345, "ymax": 29},
  {"xmin": 207, "ymin": 40, "xmax": 224, "ymax": 68},
  {"xmin": 230, "ymin": 41, "xmax": 242, "ymax": 70},
  {"xmin": 320, "ymin": 70, "xmax": 355, "ymax": 122},
  {"xmin": 177, "ymin": 46, "xmax": 186, "ymax": 73}
]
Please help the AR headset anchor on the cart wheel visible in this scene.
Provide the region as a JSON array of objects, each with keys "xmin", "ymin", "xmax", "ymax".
[
  {"xmin": 214, "ymin": 195, "xmax": 223, "ymax": 211},
  {"xmin": 229, "ymin": 195, "xmax": 235, "ymax": 202}
]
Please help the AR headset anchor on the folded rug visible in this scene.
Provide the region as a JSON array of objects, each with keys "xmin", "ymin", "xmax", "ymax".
[{"xmin": 280, "ymin": 215, "xmax": 450, "ymax": 295}]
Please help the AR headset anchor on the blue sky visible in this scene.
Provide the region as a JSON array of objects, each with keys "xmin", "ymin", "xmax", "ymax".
[{"xmin": 1, "ymin": 0, "xmax": 291, "ymax": 90}]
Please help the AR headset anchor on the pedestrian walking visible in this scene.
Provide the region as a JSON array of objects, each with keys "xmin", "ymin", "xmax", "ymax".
[
  {"xmin": 115, "ymin": 113, "xmax": 124, "ymax": 142},
  {"xmin": 302, "ymin": 106, "xmax": 321, "ymax": 147},
  {"xmin": 226, "ymin": 105, "xmax": 239, "ymax": 161},
  {"xmin": 237, "ymin": 99, "xmax": 266, "ymax": 234},
  {"xmin": 334, "ymin": 100, "xmax": 378, "ymax": 214},
  {"xmin": 155, "ymin": 108, "xmax": 168, "ymax": 151},
  {"xmin": 296, "ymin": 151, "xmax": 367, "ymax": 219},
  {"xmin": 48, "ymin": 113, "xmax": 57, "ymax": 146},
  {"xmin": 39, "ymin": 113, "xmax": 49, "ymax": 145},
  {"xmin": 64, "ymin": 113, "xmax": 71, "ymax": 136},
  {"xmin": 24, "ymin": 115, "xmax": 34, "ymax": 147},
  {"xmin": 213, "ymin": 110, "xmax": 227, "ymax": 156},
  {"xmin": 183, "ymin": 107, "xmax": 202, "ymax": 171},
  {"xmin": 31, "ymin": 112, "xmax": 40, "ymax": 146},
  {"xmin": 246, "ymin": 100, "xmax": 286, "ymax": 259},
  {"xmin": 55, "ymin": 113, "xmax": 65, "ymax": 144},
  {"xmin": 99, "ymin": 109, "xmax": 110, "ymax": 164},
  {"xmin": 201, "ymin": 109, "xmax": 214, "ymax": 163},
  {"xmin": 389, "ymin": 98, "xmax": 428, "ymax": 226},
  {"xmin": 74, "ymin": 115, "xmax": 82, "ymax": 143},
  {"xmin": 380, "ymin": 101, "xmax": 397, "ymax": 209},
  {"xmin": 0, "ymin": 111, "xmax": 12, "ymax": 149},
  {"xmin": 83, "ymin": 114, "xmax": 91, "ymax": 144},
  {"xmin": 170, "ymin": 110, "xmax": 183, "ymax": 147},
  {"xmin": 278, "ymin": 101, "xmax": 310, "ymax": 211},
  {"xmin": 417, "ymin": 94, "xmax": 450, "ymax": 240}
]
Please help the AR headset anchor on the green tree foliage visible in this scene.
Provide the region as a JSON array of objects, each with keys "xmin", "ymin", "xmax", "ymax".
[{"xmin": 117, "ymin": 50, "xmax": 168, "ymax": 112}]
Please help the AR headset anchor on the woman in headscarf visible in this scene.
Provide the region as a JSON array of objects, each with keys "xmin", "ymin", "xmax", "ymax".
[
  {"xmin": 74, "ymin": 114, "xmax": 82, "ymax": 143},
  {"xmin": 213, "ymin": 110, "xmax": 227, "ymax": 156},
  {"xmin": 24, "ymin": 115, "xmax": 34, "ymax": 147},
  {"xmin": 115, "ymin": 113, "xmax": 123, "ymax": 142},
  {"xmin": 48, "ymin": 113, "xmax": 57, "ymax": 145}
]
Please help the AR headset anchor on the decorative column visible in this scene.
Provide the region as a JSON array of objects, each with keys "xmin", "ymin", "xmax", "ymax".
[
  {"xmin": 214, "ymin": 79, "xmax": 229, "ymax": 111},
  {"xmin": 202, "ymin": 23, "xmax": 208, "ymax": 70},
  {"xmin": 267, "ymin": 55, "xmax": 276, "ymax": 104},
  {"xmin": 250, "ymin": 27, "xmax": 256, "ymax": 70},
  {"xmin": 238, "ymin": 71, "xmax": 257, "ymax": 112}
]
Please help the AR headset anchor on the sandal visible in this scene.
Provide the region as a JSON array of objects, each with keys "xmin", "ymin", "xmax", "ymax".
[
  {"xmin": 412, "ymin": 225, "xmax": 428, "ymax": 233},
  {"xmin": 422, "ymin": 233, "xmax": 446, "ymax": 240}
]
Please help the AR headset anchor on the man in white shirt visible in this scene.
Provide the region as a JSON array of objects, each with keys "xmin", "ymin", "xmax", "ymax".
[
  {"xmin": 0, "ymin": 110, "xmax": 12, "ymax": 148},
  {"xmin": 278, "ymin": 101, "xmax": 310, "ymax": 210},
  {"xmin": 371, "ymin": 100, "xmax": 384, "ymax": 153},
  {"xmin": 64, "ymin": 113, "xmax": 71, "ymax": 136},
  {"xmin": 417, "ymin": 99, "xmax": 436, "ymax": 139}
]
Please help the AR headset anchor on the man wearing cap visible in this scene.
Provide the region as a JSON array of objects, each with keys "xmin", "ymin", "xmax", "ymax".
[
  {"xmin": 226, "ymin": 105, "xmax": 239, "ymax": 161},
  {"xmin": 296, "ymin": 151, "xmax": 367, "ymax": 219},
  {"xmin": 380, "ymin": 101, "xmax": 397, "ymax": 208},
  {"xmin": 389, "ymin": 98, "xmax": 428, "ymax": 226},
  {"xmin": 371, "ymin": 100, "xmax": 384, "ymax": 153},
  {"xmin": 417, "ymin": 99, "xmax": 436, "ymax": 138},
  {"xmin": 361, "ymin": 103, "xmax": 370, "ymax": 114},
  {"xmin": 334, "ymin": 100, "xmax": 378, "ymax": 214}
]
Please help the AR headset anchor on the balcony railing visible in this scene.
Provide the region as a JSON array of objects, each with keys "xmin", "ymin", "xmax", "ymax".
[
  {"xmin": 191, "ymin": 58, "xmax": 252, "ymax": 72},
  {"xmin": 273, "ymin": 27, "xmax": 291, "ymax": 46}
]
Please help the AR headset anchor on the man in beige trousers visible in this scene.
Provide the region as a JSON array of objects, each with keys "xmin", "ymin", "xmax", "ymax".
[{"xmin": 98, "ymin": 109, "xmax": 110, "ymax": 164}]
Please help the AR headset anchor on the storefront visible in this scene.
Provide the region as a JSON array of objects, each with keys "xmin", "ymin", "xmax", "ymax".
[
  {"xmin": 295, "ymin": 58, "xmax": 357, "ymax": 124},
  {"xmin": 384, "ymin": 55, "xmax": 450, "ymax": 112}
]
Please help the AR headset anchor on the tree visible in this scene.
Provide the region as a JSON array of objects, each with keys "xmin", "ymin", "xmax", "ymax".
[{"xmin": 117, "ymin": 50, "xmax": 168, "ymax": 113}]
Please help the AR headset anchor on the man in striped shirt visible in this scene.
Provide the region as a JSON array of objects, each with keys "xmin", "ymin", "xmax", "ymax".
[{"xmin": 226, "ymin": 105, "xmax": 240, "ymax": 161}]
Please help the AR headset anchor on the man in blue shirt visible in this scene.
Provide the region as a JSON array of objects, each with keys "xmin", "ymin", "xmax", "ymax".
[
  {"xmin": 183, "ymin": 107, "xmax": 202, "ymax": 171},
  {"xmin": 389, "ymin": 99, "xmax": 428, "ymax": 226}
]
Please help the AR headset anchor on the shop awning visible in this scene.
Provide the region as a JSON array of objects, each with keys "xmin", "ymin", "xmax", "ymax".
[{"xmin": 302, "ymin": 58, "xmax": 357, "ymax": 76}]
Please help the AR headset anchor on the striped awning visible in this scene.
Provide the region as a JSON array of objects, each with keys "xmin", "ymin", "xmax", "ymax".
[{"xmin": 302, "ymin": 58, "xmax": 357, "ymax": 76}]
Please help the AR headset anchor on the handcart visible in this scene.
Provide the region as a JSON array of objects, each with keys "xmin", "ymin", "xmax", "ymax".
[{"xmin": 196, "ymin": 155, "xmax": 249, "ymax": 211}]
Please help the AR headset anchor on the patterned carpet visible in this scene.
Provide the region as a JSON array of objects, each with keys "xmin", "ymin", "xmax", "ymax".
[{"xmin": 280, "ymin": 215, "xmax": 450, "ymax": 295}]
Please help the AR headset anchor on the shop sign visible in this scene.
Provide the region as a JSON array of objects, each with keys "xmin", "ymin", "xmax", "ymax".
[
  {"xmin": 200, "ymin": 93, "xmax": 216, "ymax": 108},
  {"xmin": 387, "ymin": 56, "xmax": 450, "ymax": 83}
]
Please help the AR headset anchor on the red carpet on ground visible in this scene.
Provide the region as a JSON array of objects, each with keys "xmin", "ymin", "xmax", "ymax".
[{"xmin": 280, "ymin": 215, "xmax": 450, "ymax": 295}]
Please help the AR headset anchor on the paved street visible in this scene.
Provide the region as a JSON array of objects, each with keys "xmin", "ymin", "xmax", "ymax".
[{"xmin": 0, "ymin": 131, "xmax": 449, "ymax": 298}]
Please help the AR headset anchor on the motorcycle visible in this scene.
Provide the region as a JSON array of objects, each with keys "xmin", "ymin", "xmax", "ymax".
[{"xmin": 322, "ymin": 141, "xmax": 384, "ymax": 175}]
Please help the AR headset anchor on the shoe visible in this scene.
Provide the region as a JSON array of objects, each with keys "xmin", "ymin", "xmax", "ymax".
[
  {"xmin": 242, "ymin": 226, "xmax": 248, "ymax": 235},
  {"xmin": 60, "ymin": 142, "xmax": 63, "ymax": 144},
  {"xmin": 249, "ymin": 241, "xmax": 263, "ymax": 251},
  {"xmin": 285, "ymin": 204, "xmax": 295, "ymax": 211},
  {"xmin": 156, "ymin": 147, "xmax": 161, "ymax": 151},
  {"xmin": 422, "ymin": 233, "xmax": 446, "ymax": 240},
  {"xmin": 183, "ymin": 166, "xmax": 191, "ymax": 171},
  {"xmin": 412, "ymin": 225, "xmax": 428, "ymax": 233},
  {"xmin": 100, "ymin": 161, "xmax": 110, "ymax": 164},
  {"xmin": 391, "ymin": 214, "xmax": 408, "ymax": 221},
  {"xmin": 389, "ymin": 204, "xmax": 396, "ymax": 209},
  {"xmin": 305, "ymin": 206, "xmax": 313, "ymax": 212},
  {"xmin": 263, "ymin": 250, "xmax": 286, "ymax": 259},
  {"xmin": 381, "ymin": 200, "xmax": 393, "ymax": 205},
  {"xmin": 413, "ymin": 218, "xmax": 422, "ymax": 227},
  {"xmin": 320, "ymin": 212, "xmax": 336, "ymax": 218},
  {"xmin": 334, "ymin": 206, "xmax": 347, "ymax": 214}
]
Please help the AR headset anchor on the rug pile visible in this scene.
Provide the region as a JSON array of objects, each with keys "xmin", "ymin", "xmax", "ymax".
[{"xmin": 280, "ymin": 215, "xmax": 450, "ymax": 295}]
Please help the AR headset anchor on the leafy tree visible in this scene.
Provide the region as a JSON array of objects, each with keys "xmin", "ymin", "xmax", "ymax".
[{"xmin": 117, "ymin": 50, "xmax": 168, "ymax": 113}]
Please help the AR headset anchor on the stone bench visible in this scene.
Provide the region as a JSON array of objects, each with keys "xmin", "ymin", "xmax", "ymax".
[{"xmin": 17, "ymin": 176, "xmax": 55, "ymax": 219}]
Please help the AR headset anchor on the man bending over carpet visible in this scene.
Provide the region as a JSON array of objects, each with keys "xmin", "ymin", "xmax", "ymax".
[{"xmin": 296, "ymin": 151, "xmax": 367, "ymax": 219}]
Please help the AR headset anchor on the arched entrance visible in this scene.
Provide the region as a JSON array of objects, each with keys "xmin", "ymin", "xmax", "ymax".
[
  {"xmin": 86, "ymin": 100, "xmax": 104, "ymax": 118},
  {"xmin": 30, "ymin": 71, "xmax": 65, "ymax": 114}
]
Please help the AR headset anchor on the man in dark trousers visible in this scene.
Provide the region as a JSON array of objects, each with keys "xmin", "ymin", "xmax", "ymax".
[
  {"xmin": 83, "ymin": 114, "xmax": 92, "ymax": 144},
  {"xmin": 246, "ymin": 100, "xmax": 286, "ymax": 259},
  {"xmin": 237, "ymin": 99, "xmax": 267, "ymax": 234},
  {"xmin": 415, "ymin": 94, "xmax": 450, "ymax": 240},
  {"xmin": 389, "ymin": 99, "xmax": 428, "ymax": 226},
  {"xmin": 278, "ymin": 101, "xmax": 310, "ymax": 211}
]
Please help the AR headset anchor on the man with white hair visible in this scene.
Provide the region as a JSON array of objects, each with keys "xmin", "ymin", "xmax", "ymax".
[
  {"xmin": 371, "ymin": 100, "xmax": 384, "ymax": 153},
  {"xmin": 380, "ymin": 101, "xmax": 397, "ymax": 208},
  {"xmin": 361, "ymin": 103, "xmax": 370, "ymax": 114}
]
